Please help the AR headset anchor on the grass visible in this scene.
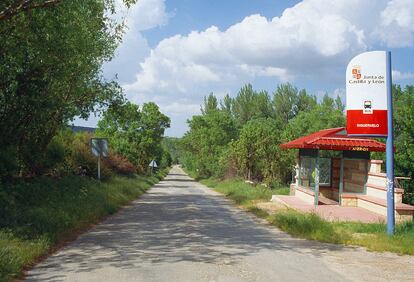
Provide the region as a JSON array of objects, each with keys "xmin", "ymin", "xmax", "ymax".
[
  {"xmin": 0, "ymin": 168, "xmax": 168, "ymax": 281},
  {"xmin": 198, "ymin": 175, "xmax": 414, "ymax": 255},
  {"xmin": 200, "ymin": 178, "xmax": 289, "ymax": 205}
]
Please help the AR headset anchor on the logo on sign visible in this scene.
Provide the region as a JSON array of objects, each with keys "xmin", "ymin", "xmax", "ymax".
[{"xmin": 352, "ymin": 66, "xmax": 362, "ymax": 79}]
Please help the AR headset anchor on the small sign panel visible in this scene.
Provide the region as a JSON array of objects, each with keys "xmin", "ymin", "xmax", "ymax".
[
  {"xmin": 149, "ymin": 160, "xmax": 158, "ymax": 168},
  {"xmin": 346, "ymin": 51, "xmax": 389, "ymax": 136},
  {"xmin": 90, "ymin": 138, "xmax": 108, "ymax": 157}
]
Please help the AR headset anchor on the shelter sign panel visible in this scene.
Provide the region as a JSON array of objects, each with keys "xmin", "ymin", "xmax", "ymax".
[{"xmin": 346, "ymin": 51, "xmax": 388, "ymax": 136}]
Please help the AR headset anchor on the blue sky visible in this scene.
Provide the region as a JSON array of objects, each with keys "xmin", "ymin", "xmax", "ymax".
[{"xmin": 74, "ymin": 0, "xmax": 414, "ymax": 137}]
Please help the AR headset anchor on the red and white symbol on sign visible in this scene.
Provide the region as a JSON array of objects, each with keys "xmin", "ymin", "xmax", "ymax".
[{"xmin": 352, "ymin": 66, "xmax": 362, "ymax": 79}]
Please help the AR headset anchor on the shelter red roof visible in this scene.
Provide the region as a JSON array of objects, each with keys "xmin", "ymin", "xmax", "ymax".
[{"xmin": 280, "ymin": 127, "xmax": 386, "ymax": 152}]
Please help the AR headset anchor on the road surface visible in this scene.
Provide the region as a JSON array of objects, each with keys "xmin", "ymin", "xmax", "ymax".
[{"xmin": 27, "ymin": 166, "xmax": 414, "ymax": 281}]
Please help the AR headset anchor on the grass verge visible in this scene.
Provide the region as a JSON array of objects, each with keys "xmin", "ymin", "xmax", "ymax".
[
  {"xmin": 0, "ymin": 168, "xmax": 169, "ymax": 281},
  {"xmin": 198, "ymin": 176, "xmax": 414, "ymax": 255}
]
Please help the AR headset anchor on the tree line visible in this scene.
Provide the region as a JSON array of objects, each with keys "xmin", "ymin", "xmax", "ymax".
[
  {"xmin": 179, "ymin": 83, "xmax": 414, "ymax": 203},
  {"xmin": 0, "ymin": 0, "xmax": 171, "ymax": 181}
]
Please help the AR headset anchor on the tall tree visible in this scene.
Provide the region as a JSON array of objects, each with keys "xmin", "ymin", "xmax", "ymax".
[
  {"xmin": 393, "ymin": 85, "xmax": 414, "ymax": 204},
  {"xmin": 201, "ymin": 93, "xmax": 218, "ymax": 115},
  {"xmin": 0, "ymin": 0, "xmax": 138, "ymax": 22},
  {"xmin": 232, "ymin": 84, "xmax": 273, "ymax": 126},
  {"xmin": 97, "ymin": 101, "xmax": 170, "ymax": 172},
  {"xmin": 228, "ymin": 118, "xmax": 282, "ymax": 183},
  {"xmin": 0, "ymin": 0, "xmax": 125, "ymax": 174},
  {"xmin": 182, "ymin": 109, "xmax": 237, "ymax": 177}
]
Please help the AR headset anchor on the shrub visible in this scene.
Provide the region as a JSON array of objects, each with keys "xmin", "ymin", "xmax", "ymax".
[
  {"xmin": 66, "ymin": 133, "xmax": 112, "ymax": 179},
  {"xmin": 0, "ymin": 147, "xmax": 19, "ymax": 179},
  {"xmin": 104, "ymin": 154, "xmax": 136, "ymax": 175}
]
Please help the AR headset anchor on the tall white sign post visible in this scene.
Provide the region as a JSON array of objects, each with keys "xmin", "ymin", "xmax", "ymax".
[{"xmin": 346, "ymin": 51, "xmax": 394, "ymax": 235}]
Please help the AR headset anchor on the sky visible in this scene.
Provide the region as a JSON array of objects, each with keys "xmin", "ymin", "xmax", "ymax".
[{"xmin": 73, "ymin": 0, "xmax": 414, "ymax": 137}]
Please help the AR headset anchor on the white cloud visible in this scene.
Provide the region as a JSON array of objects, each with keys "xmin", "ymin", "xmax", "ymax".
[
  {"xmin": 117, "ymin": 0, "xmax": 414, "ymax": 136},
  {"xmin": 103, "ymin": 0, "xmax": 171, "ymax": 83},
  {"xmin": 376, "ymin": 0, "xmax": 414, "ymax": 47},
  {"xmin": 392, "ymin": 70, "xmax": 414, "ymax": 81},
  {"xmin": 125, "ymin": 0, "xmax": 414, "ymax": 98}
]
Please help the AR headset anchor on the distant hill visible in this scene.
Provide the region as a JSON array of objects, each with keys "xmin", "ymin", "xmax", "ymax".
[{"xmin": 70, "ymin": 125, "xmax": 96, "ymax": 133}]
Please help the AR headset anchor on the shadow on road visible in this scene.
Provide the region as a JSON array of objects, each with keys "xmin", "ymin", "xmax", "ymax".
[{"xmin": 28, "ymin": 169, "xmax": 346, "ymax": 281}]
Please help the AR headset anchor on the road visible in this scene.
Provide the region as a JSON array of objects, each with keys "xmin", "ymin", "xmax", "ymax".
[{"xmin": 27, "ymin": 166, "xmax": 414, "ymax": 281}]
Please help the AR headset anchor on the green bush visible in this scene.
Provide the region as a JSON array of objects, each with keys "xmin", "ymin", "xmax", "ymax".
[
  {"xmin": 269, "ymin": 210, "xmax": 348, "ymax": 243},
  {"xmin": 66, "ymin": 133, "xmax": 112, "ymax": 179},
  {"xmin": 104, "ymin": 154, "xmax": 136, "ymax": 175},
  {"xmin": 0, "ymin": 147, "xmax": 19, "ymax": 179}
]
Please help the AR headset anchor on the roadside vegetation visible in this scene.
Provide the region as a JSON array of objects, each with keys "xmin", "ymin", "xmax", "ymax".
[
  {"xmin": 200, "ymin": 177, "xmax": 414, "ymax": 255},
  {"xmin": 178, "ymin": 83, "xmax": 414, "ymax": 201},
  {"xmin": 0, "ymin": 169, "xmax": 168, "ymax": 281},
  {"xmin": 1, "ymin": 1, "xmax": 171, "ymax": 280},
  {"xmin": 177, "ymin": 82, "xmax": 414, "ymax": 255}
]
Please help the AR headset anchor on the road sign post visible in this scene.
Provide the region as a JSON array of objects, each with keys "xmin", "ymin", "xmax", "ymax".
[
  {"xmin": 90, "ymin": 138, "xmax": 109, "ymax": 181},
  {"xmin": 385, "ymin": 51, "xmax": 395, "ymax": 235},
  {"xmin": 346, "ymin": 51, "xmax": 394, "ymax": 235}
]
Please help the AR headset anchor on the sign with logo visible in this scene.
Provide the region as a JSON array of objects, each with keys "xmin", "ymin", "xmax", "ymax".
[{"xmin": 346, "ymin": 51, "xmax": 389, "ymax": 136}]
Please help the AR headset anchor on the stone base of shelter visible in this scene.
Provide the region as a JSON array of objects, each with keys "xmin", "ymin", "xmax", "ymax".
[{"xmin": 280, "ymin": 160, "xmax": 414, "ymax": 223}]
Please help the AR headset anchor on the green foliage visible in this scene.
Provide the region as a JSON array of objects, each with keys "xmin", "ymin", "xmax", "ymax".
[
  {"xmin": 227, "ymin": 118, "xmax": 282, "ymax": 183},
  {"xmin": 0, "ymin": 147, "xmax": 18, "ymax": 180},
  {"xmin": 0, "ymin": 0, "xmax": 125, "ymax": 176},
  {"xmin": 161, "ymin": 137, "xmax": 182, "ymax": 164},
  {"xmin": 270, "ymin": 211, "xmax": 347, "ymax": 243},
  {"xmin": 182, "ymin": 106, "xmax": 237, "ymax": 178},
  {"xmin": 104, "ymin": 154, "xmax": 136, "ymax": 175},
  {"xmin": 97, "ymin": 101, "xmax": 170, "ymax": 173},
  {"xmin": 180, "ymin": 83, "xmax": 339, "ymax": 185},
  {"xmin": 283, "ymin": 94, "xmax": 345, "ymax": 142},
  {"xmin": 230, "ymin": 84, "xmax": 274, "ymax": 126},
  {"xmin": 205, "ymin": 179, "xmax": 275, "ymax": 204},
  {"xmin": 273, "ymin": 84, "xmax": 316, "ymax": 124},
  {"xmin": 392, "ymin": 85, "xmax": 414, "ymax": 203}
]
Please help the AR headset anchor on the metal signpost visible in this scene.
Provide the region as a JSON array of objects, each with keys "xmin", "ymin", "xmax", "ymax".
[
  {"xmin": 346, "ymin": 51, "xmax": 395, "ymax": 235},
  {"xmin": 90, "ymin": 138, "xmax": 109, "ymax": 181},
  {"xmin": 385, "ymin": 52, "xmax": 395, "ymax": 235}
]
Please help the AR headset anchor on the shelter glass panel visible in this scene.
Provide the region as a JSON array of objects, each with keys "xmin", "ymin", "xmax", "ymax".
[
  {"xmin": 319, "ymin": 158, "xmax": 331, "ymax": 186},
  {"xmin": 300, "ymin": 157, "xmax": 315, "ymax": 190}
]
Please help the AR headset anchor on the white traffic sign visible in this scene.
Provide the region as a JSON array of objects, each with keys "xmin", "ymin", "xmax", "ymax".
[{"xmin": 149, "ymin": 160, "xmax": 158, "ymax": 168}]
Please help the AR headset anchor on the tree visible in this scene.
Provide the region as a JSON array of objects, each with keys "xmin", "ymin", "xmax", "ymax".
[
  {"xmin": 182, "ymin": 109, "xmax": 237, "ymax": 177},
  {"xmin": 227, "ymin": 118, "xmax": 283, "ymax": 183},
  {"xmin": 231, "ymin": 84, "xmax": 274, "ymax": 126},
  {"xmin": 0, "ymin": 0, "xmax": 125, "ymax": 175},
  {"xmin": 201, "ymin": 93, "xmax": 218, "ymax": 114},
  {"xmin": 220, "ymin": 94, "xmax": 232, "ymax": 115},
  {"xmin": 393, "ymin": 85, "xmax": 414, "ymax": 204},
  {"xmin": 97, "ymin": 101, "xmax": 170, "ymax": 173},
  {"xmin": 0, "ymin": 0, "xmax": 138, "ymax": 22},
  {"xmin": 283, "ymin": 94, "xmax": 345, "ymax": 142}
]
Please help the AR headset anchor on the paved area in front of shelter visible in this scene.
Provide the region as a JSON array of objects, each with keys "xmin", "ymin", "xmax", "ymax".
[{"xmin": 271, "ymin": 195, "xmax": 386, "ymax": 223}]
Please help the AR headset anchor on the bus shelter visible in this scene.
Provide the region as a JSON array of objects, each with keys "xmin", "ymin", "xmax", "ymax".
[{"xmin": 280, "ymin": 127, "xmax": 386, "ymax": 206}]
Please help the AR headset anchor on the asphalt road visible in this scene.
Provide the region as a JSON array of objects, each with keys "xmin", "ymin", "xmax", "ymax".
[{"xmin": 27, "ymin": 166, "xmax": 414, "ymax": 281}]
